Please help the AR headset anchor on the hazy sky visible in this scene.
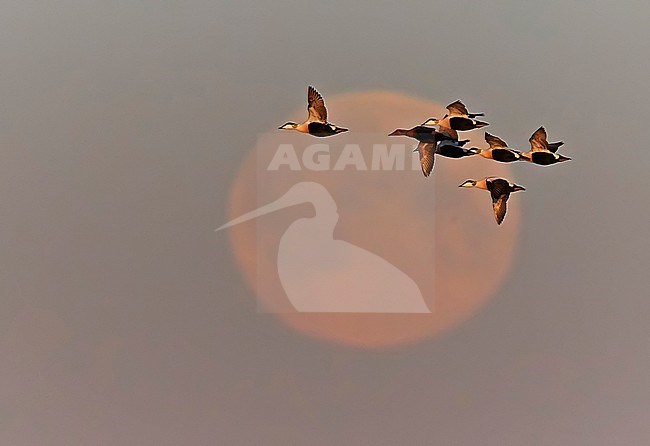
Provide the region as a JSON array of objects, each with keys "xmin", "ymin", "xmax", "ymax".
[{"xmin": 1, "ymin": 1, "xmax": 649, "ymax": 444}]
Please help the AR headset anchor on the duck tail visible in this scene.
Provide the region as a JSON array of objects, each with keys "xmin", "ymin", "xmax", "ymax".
[
  {"xmin": 474, "ymin": 120, "xmax": 489, "ymax": 128},
  {"xmin": 557, "ymin": 154, "xmax": 571, "ymax": 162},
  {"xmin": 335, "ymin": 127, "xmax": 349, "ymax": 134}
]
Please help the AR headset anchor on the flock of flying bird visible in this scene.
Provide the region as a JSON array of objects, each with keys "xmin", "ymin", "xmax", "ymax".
[{"xmin": 279, "ymin": 86, "xmax": 571, "ymax": 225}]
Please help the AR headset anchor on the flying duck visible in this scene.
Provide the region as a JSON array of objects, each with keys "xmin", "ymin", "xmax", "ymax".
[
  {"xmin": 389, "ymin": 126, "xmax": 462, "ymax": 176},
  {"xmin": 459, "ymin": 177, "xmax": 525, "ymax": 225},
  {"xmin": 413, "ymin": 140, "xmax": 477, "ymax": 177},
  {"xmin": 474, "ymin": 132, "xmax": 526, "ymax": 163},
  {"xmin": 422, "ymin": 100, "xmax": 489, "ymax": 132},
  {"xmin": 520, "ymin": 126, "xmax": 570, "ymax": 165},
  {"xmin": 278, "ymin": 86, "xmax": 348, "ymax": 137},
  {"xmin": 388, "ymin": 126, "xmax": 455, "ymax": 144}
]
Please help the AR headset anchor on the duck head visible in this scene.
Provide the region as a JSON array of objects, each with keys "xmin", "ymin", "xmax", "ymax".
[
  {"xmin": 279, "ymin": 121, "xmax": 298, "ymax": 131},
  {"xmin": 459, "ymin": 179, "xmax": 477, "ymax": 188}
]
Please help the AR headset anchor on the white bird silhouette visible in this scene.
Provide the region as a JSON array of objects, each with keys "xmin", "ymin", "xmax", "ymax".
[{"xmin": 217, "ymin": 182, "xmax": 430, "ymax": 313}]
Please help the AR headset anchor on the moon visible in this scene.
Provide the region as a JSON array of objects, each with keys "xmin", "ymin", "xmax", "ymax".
[{"xmin": 225, "ymin": 90, "xmax": 521, "ymax": 348}]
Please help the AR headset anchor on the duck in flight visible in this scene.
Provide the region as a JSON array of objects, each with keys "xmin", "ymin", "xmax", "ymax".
[
  {"xmin": 422, "ymin": 100, "xmax": 489, "ymax": 133},
  {"xmin": 278, "ymin": 86, "xmax": 348, "ymax": 137},
  {"xmin": 520, "ymin": 126, "xmax": 570, "ymax": 165},
  {"xmin": 388, "ymin": 125, "xmax": 455, "ymax": 144},
  {"xmin": 413, "ymin": 140, "xmax": 478, "ymax": 177},
  {"xmin": 474, "ymin": 132, "xmax": 526, "ymax": 163},
  {"xmin": 389, "ymin": 125, "xmax": 473, "ymax": 176},
  {"xmin": 459, "ymin": 177, "xmax": 525, "ymax": 225}
]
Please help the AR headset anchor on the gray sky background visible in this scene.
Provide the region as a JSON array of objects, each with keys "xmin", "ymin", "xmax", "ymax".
[{"xmin": 1, "ymin": 1, "xmax": 649, "ymax": 444}]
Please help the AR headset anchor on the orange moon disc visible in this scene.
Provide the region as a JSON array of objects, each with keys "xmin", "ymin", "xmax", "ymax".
[{"xmin": 226, "ymin": 90, "xmax": 521, "ymax": 348}]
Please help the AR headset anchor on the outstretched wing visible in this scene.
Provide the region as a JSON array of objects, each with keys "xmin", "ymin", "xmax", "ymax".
[
  {"xmin": 416, "ymin": 142, "xmax": 436, "ymax": 177},
  {"xmin": 307, "ymin": 86, "xmax": 327, "ymax": 122},
  {"xmin": 446, "ymin": 100, "xmax": 469, "ymax": 116},
  {"xmin": 484, "ymin": 132, "xmax": 508, "ymax": 149},
  {"xmin": 492, "ymin": 194, "xmax": 509, "ymax": 225},
  {"xmin": 529, "ymin": 126, "xmax": 549, "ymax": 152}
]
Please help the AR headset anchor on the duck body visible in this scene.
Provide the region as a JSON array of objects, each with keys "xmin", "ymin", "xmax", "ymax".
[
  {"xmin": 435, "ymin": 140, "xmax": 476, "ymax": 158},
  {"xmin": 480, "ymin": 148, "xmax": 522, "ymax": 162},
  {"xmin": 522, "ymin": 151, "xmax": 570, "ymax": 165},
  {"xmin": 459, "ymin": 176, "xmax": 525, "ymax": 225},
  {"xmin": 446, "ymin": 115, "xmax": 490, "ymax": 131},
  {"xmin": 307, "ymin": 121, "xmax": 349, "ymax": 137},
  {"xmin": 475, "ymin": 132, "xmax": 525, "ymax": 163},
  {"xmin": 279, "ymin": 86, "xmax": 348, "ymax": 137}
]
